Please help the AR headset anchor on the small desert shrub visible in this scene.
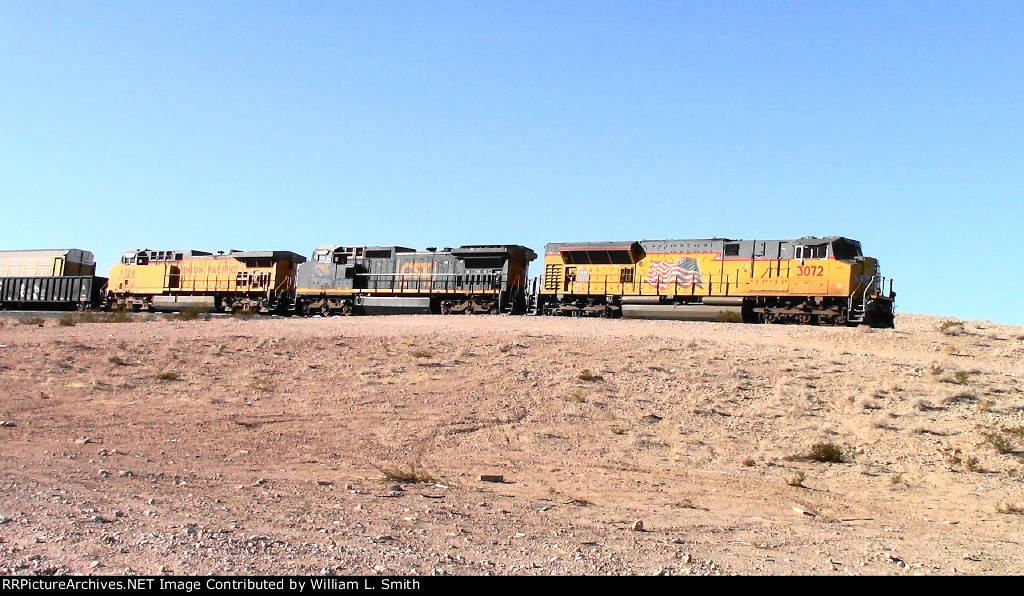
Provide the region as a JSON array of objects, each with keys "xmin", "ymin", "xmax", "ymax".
[
  {"xmin": 371, "ymin": 461, "xmax": 435, "ymax": 484},
  {"xmin": 786, "ymin": 471, "xmax": 806, "ymax": 487},
  {"xmin": 20, "ymin": 317, "xmax": 45, "ymax": 326},
  {"xmin": 945, "ymin": 391, "xmax": 977, "ymax": 405},
  {"xmin": 953, "ymin": 370, "xmax": 970, "ymax": 384},
  {"xmin": 410, "ymin": 349, "xmax": 433, "ymax": 358},
  {"xmin": 742, "ymin": 458, "xmax": 756, "ymax": 467},
  {"xmin": 938, "ymin": 320, "xmax": 965, "ymax": 336},
  {"xmin": 890, "ymin": 473, "xmax": 904, "ymax": 485},
  {"xmin": 578, "ymin": 369, "xmax": 604, "ymax": 382},
  {"xmin": 809, "ymin": 442, "xmax": 845, "ymax": 463},
  {"xmin": 1003, "ymin": 426, "xmax": 1024, "ymax": 439},
  {"xmin": 249, "ymin": 373, "xmax": 276, "ymax": 393},
  {"xmin": 176, "ymin": 305, "xmax": 209, "ymax": 321},
  {"xmin": 569, "ymin": 388, "xmax": 587, "ymax": 403},
  {"xmin": 108, "ymin": 355, "xmax": 129, "ymax": 366},
  {"xmin": 985, "ymin": 432, "xmax": 1015, "ymax": 454},
  {"xmin": 156, "ymin": 371, "xmax": 180, "ymax": 381},
  {"xmin": 997, "ymin": 502, "xmax": 1024, "ymax": 515},
  {"xmin": 108, "ymin": 311, "xmax": 133, "ymax": 323},
  {"xmin": 57, "ymin": 316, "xmax": 76, "ymax": 327},
  {"xmin": 965, "ymin": 455, "xmax": 981, "ymax": 472}
]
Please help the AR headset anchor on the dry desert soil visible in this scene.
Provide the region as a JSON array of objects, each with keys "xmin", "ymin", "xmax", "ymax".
[{"xmin": 1, "ymin": 312, "xmax": 1023, "ymax": 576}]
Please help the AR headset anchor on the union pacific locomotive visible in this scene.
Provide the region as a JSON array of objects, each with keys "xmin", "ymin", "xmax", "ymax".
[
  {"xmin": 0, "ymin": 235, "xmax": 896, "ymax": 327},
  {"xmin": 535, "ymin": 236, "xmax": 895, "ymax": 327}
]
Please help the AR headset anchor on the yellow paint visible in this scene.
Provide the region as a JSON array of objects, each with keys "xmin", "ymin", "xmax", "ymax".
[
  {"xmin": 540, "ymin": 249, "xmax": 883, "ymax": 299},
  {"xmin": 109, "ymin": 255, "xmax": 295, "ymax": 297}
]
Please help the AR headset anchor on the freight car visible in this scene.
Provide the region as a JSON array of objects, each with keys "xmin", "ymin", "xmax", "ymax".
[
  {"xmin": 0, "ymin": 249, "xmax": 107, "ymax": 311},
  {"xmin": 534, "ymin": 236, "xmax": 895, "ymax": 327},
  {"xmin": 294, "ymin": 244, "xmax": 537, "ymax": 315},
  {"xmin": 106, "ymin": 249, "xmax": 306, "ymax": 313}
]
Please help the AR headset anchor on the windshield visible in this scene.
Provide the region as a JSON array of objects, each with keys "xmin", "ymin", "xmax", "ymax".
[{"xmin": 831, "ymin": 239, "xmax": 862, "ymax": 260}]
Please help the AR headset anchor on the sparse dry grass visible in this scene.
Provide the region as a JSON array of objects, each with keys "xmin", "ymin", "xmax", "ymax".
[
  {"xmin": 985, "ymin": 432, "xmax": 1015, "ymax": 454},
  {"xmin": 938, "ymin": 320, "xmax": 965, "ymax": 336},
  {"xmin": 996, "ymin": 502, "xmax": 1024, "ymax": 515},
  {"xmin": 370, "ymin": 461, "xmax": 436, "ymax": 484}
]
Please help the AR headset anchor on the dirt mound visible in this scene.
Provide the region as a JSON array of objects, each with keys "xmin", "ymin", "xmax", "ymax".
[{"xmin": 1, "ymin": 313, "xmax": 1022, "ymax": 575}]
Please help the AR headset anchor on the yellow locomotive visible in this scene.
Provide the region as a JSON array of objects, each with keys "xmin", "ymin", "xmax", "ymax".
[
  {"xmin": 535, "ymin": 236, "xmax": 895, "ymax": 327},
  {"xmin": 107, "ymin": 249, "xmax": 306, "ymax": 313}
]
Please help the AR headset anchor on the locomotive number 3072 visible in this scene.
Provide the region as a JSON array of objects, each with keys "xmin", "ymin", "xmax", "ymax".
[{"xmin": 797, "ymin": 265, "xmax": 824, "ymax": 276}]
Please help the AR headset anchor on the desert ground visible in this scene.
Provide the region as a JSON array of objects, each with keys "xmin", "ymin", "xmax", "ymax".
[{"xmin": 1, "ymin": 311, "xmax": 1022, "ymax": 576}]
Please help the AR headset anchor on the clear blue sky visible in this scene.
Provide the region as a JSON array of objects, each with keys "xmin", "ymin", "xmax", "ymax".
[{"xmin": 2, "ymin": 1, "xmax": 1021, "ymax": 323}]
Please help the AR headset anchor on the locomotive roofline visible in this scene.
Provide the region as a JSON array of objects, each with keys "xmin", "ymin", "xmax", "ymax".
[{"xmin": 545, "ymin": 236, "xmax": 857, "ymax": 253}]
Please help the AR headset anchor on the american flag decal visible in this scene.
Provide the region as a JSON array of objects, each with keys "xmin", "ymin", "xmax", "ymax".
[{"xmin": 645, "ymin": 257, "xmax": 703, "ymax": 290}]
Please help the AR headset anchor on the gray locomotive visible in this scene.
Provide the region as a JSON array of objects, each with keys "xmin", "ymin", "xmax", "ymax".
[{"xmin": 293, "ymin": 244, "xmax": 537, "ymax": 316}]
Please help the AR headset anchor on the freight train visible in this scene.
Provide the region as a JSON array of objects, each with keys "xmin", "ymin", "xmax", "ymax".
[{"xmin": 0, "ymin": 235, "xmax": 896, "ymax": 327}]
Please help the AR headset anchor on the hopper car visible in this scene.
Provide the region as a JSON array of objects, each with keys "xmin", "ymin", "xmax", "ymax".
[{"xmin": 0, "ymin": 249, "xmax": 107, "ymax": 311}]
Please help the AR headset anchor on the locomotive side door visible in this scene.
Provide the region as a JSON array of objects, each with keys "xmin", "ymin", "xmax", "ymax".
[{"xmin": 563, "ymin": 267, "xmax": 576, "ymax": 292}]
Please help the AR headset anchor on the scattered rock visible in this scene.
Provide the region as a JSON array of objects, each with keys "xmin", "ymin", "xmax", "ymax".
[
  {"xmin": 479, "ymin": 474, "xmax": 504, "ymax": 483},
  {"xmin": 631, "ymin": 520, "xmax": 644, "ymax": 532},
  {"xmin": 0, "ymin": 420, "xmax": 15, "ymax": 427}
]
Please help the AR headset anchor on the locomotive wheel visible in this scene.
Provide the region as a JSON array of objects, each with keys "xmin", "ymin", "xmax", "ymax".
[
  {"xmin": 339, "ymin": 302, "xmax": 352, "ymax": 316},
  {"xmin": 440, "ymin": 303, "xmax": 452, "ymax": 315},
  {"xmin": 796, "ymin": 313, "xmax": 812, "ymax": 325},
  {"xmin": 321, "ymin": 304, "xmax": 331, "ymax": 317},
  {"xmin": 464, "ymin": 304, "xmax": 475, "ymax": 315}
]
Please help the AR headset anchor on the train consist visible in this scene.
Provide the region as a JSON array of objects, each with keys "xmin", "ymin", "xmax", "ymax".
[{"xmin": 0, "ymin": 235, "xmax": 896, "ymax": 327}]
